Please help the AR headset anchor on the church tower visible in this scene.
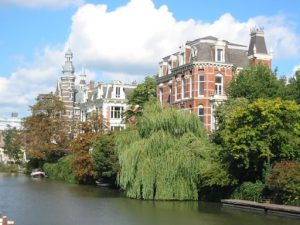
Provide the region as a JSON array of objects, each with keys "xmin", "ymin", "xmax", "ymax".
[
  {"xmin": 248, "ymin": 27, "xmax": 272, "ymax": 68},
  {"xmin": 56, "ymin": 48, "xmax": 76, "ymax": 119}
]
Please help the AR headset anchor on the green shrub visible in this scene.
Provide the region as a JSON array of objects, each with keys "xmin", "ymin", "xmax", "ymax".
[
  {"xmin": 231, "ymin": 181, "xmax": 265, "ymax": 202},
  {"xmin": 0, "ymin": 163, "xmax": 19, "ymax": 173},
  {"xmin": 266, "ymin": 160, "xmax": 300, "ymax": 206},
  {"xmin": 43, "ymin": 156, "xmax": 77, "ymax": 184}
]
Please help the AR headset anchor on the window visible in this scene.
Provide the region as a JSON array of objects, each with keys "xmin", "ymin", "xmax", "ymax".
[
  {"xmin": 111, "ymin": 126, "xmax": 123, "ymax": 131},
  {"xmin": 182, "ymin": 78, "xmax": 186, "ymax": 98},
  {"xmin": 116, "ymin": 87, "xmax": 121, "ymax": 98},
  {"xmin": 198, "ymin": 105, "xmax": 204, "ymax": 123},
  {"xmin": 199, "ymin": 75, "xmax": 205, "ymax": 96},
  {"xmin": 111, "ymin": 106, "xmax": 123, "ymax": 119},
  {"xmin": 167, "ymin": 86, "xmax": 171, "ymax": 103},
  {"xmin": 176, "ymin": 79, "xmax": 181, "ymax": 100},
  {"xmin": 216, "ymin": 49, "xmax": 224, "ymax": 62},
  {"xmin": 215, "ymin": 74, "xmax": 223, "ymax": 95}
]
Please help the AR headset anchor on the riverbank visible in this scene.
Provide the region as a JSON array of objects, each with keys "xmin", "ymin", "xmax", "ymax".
[
  {"xmin": 0, "ymin": 164, "xmax": 20, "ymax": 173},
  {"xmin": 221, "ymin": 199, "xmax": 300, "ymax": 218}
]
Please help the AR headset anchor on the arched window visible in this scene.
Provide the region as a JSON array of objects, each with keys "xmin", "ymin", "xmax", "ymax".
[
  {"xmin": 198, "ymin": 105, "xmax": 204, "ymax": 123},
  {"xmin": 215, "ymin": 74, "xmax": 223, "ymax": 95}
]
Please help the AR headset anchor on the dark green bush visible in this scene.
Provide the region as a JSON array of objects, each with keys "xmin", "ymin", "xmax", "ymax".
[
  {"xmin": 43, "ymin": 156, "xmax": 77, "ymax": 184},
  {"xmin": 231, "ymin": 181, "xmax": 265, "ymax": 202}
]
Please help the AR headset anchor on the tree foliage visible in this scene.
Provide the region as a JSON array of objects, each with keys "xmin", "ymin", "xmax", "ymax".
[
  {"xmin": 127, "ymin": 76, "xmax": 157, "ymax": 107},
  {"xmin": 116, "ymin": 102, "xmax": 232, "ymax": 200},
  {"xmin": 70, "ymin": 112, "xmax": 106, "ymax": 184},
  {"xmin": 231, "ymin": 181, "xmax": 265, "ymax": 202},
  {"xmin": 227, "ymin": 64, "xmax": 284, "ymax": 101},
  {"xmin": 92, "ymin": 132, "xmax": 119, "ymax": 182},
  {"xmin": 284, "ymin": 69, "xmax": 300, "ymax": 104},
  {"xmin": 22, "ymin": 93, "xmax": 70, "ymax": 163},
  {"xmin": 213, "ymin": 98, "xmax": 300, "ymax": 181},
  {"xmin": 3, "ymin": 128, "xmax": 22, "ymax": 163},
  {"xmin": 266, "ymin": 160, "xmax": 300, "ymax": 206},
  {"xmin": 43, "ymin": 156, "xmax": 77, "ymax": 184}
]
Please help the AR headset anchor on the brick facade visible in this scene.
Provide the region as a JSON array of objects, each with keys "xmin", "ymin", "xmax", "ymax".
[{"xmin": 157, "ymin": 29, "xmax": 272, "ymax": 132}]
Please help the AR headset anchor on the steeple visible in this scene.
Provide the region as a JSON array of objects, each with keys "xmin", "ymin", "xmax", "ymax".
[
  {"xmin": 248, "ymin": 27, "xmax": 272, "ymax": 68},
  {"xmin": 62, "ymin": 48, "xmax": 75, "ymax": 76}
]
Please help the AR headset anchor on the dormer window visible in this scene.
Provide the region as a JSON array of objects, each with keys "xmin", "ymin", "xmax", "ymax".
[
  {"xmin": 216, "ymin": 49, "xmax": 224, "ymax": 62},
  {"xmin": 116, "ymin": 87, "xmax": 121, "ymax": 98}
]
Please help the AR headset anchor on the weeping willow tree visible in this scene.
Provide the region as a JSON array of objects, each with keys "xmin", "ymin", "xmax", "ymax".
[{"xmin": 116, "ymin": 101, "xmax": 231, "ymax": 200}]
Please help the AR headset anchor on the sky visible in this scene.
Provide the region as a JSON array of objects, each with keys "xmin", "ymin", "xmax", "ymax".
[{"xmin": 0, "ymin": 0, "xmax": 300, "ymax": 118}]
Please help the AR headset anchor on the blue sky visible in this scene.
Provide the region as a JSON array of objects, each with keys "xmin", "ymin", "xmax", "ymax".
[{"xmin": 0, "ymin": 0, "xmax": 300, "ymax": 117}]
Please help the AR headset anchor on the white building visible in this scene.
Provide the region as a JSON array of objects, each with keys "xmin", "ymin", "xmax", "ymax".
[
  {"xmin": 76, "ymin": 79, "xmax": 137, "ymax": 131},
  {"xmin": 56, "ymin": 49, "xmax": 137, "ymax": 130},
  {"xmin": 0, "ymin": 113, "xmax": 23, "ymax": 164}
]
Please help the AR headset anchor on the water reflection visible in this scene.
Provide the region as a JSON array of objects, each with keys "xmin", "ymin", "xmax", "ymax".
[{"xmin": 0, "ymin": 174, "xmax": 299, "ymax": 225}]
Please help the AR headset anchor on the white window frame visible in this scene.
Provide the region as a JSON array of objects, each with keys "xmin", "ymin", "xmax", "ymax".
[
  {"xmin": 198, "ymin": 105, "xmax": 204, "ymax": 123},
  {"xmin": 110, "ymin": 106, "xmax": 123, "ymax": 119},
  {"xmin": 115, "ymin": 87, "xmax": 121, "ymax": 98},
  {"xmin": 198, "ymin": 74, "xmax": 205, "ymax": 96},
  {"xmin": 215, "ymin": 74, "xmax": 223, "ymax": 95}
]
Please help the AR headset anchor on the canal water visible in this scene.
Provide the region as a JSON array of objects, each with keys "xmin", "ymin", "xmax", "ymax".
[{"xmin": 0, "ymin": 173, "xmax": 299, "ymax": 225}]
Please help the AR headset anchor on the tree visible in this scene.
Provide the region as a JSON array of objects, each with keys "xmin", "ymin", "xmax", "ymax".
[
  {"xmin": 284, "ymin": 69, "xmax": 300, "ymax": 104},
  {"xmin": 213, "ymin": 98, "xmax": 300, "ymax": 182},
  {"xmin": 92, "ymin": 132, "xmax": 118, "ymax": 183},
  {"xmin": 70, "ymin": 112, "xmax": 107, "ymax": 184},
  {"xmin": 266, "ymin": 160, "xmax": 300, "ymax": 206},
  {"xmin": 22, "ymin": 93, "xmax": 69, "ymax": 165},
  {"xmin": 124, "ymin": 76, "xmax": 156, "ymax": 126},
  {"xmin": 127, "ymin": 76, "xmax": 157, "ymax": 107},
  {"xmin": 3, "ymin": 128, "xmax": 22, "ymax": 163},
  {"xmin": 117, "ymin": 101, "xmax": 232, "ymax": 200},
  {"xmin": 227, "ymin": 64, "xmax": 284, "ymax": 101}
]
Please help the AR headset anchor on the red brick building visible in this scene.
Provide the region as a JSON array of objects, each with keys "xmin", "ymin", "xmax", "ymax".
[{"xmin": 157, "ymin": 28, "xmax": 272, "ymax": 131}]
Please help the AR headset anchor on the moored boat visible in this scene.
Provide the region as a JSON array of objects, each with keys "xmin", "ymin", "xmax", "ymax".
[{"xmin": 30, "ymin": 169, "xmax": 46, "ymax": 178}]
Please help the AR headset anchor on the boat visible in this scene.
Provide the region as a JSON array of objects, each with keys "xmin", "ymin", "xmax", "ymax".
[
  {"xmin": 95, "ymin": 178, "xmax": 110, "ymax": 187},
  {"xmin": 30, "ymin": 169, "xmax": 46, "ymax": 178}
]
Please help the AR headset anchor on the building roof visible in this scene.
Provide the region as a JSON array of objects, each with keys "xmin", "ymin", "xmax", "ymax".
[{"xmin": 248, "ymin": 29, "xmax": 268, "ymax": 56}]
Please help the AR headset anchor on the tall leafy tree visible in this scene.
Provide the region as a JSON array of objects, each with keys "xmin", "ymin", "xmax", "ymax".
[
  {"xmin": 70, "ymin": 112, "xmax": 107, "ymax": 184},
  {"xmin": 127, "ymin": 76, "xmax": 157, "ymax": 107},
  {"xmin": 22, "ymin": 93, "xmax": 69, "ymax": 164},
  {"xmin": 213, "ymin": 98, "xmax": 300, "ymax": 182},
  {"xmin": 227, "ymin": 64, "xmax": 284, "ymax": 101},
  {"xmin": 124, "ymin": 76, "xmax": 156, "ymax": 125},
  {"xmin": 3, "ymin": 128, "xmax": 22, "ymax": 163},
  {"xmin": 92, "ymin": 132, "xmax": 118, "ymax": 183},
  {"xmin": 117, "ymin": 101, "xmax": 232, "ymax": 200}
]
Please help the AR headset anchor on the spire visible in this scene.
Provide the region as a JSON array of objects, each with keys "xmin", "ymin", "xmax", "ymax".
[
  {"xmin": 79, "ymin": 66, "xmax": 87, "ymax": 85},
  {"xmin": 62, "ymin": 48, "xmax": 75, "ymax": 76}
]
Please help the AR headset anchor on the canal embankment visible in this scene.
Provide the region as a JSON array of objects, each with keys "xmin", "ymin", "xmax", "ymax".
[{"xmin": 221, "ymin": 199, "xmax": 300, "ymax": 218}]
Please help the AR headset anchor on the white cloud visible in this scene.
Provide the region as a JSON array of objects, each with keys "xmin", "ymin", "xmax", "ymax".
[
  {"xmin": 101, "ymin": 71, "xmax": 144, "ymax": 84},
  {"xmin": 1, "ymin": 0, "xmax": 300, "ymax": 117},
  {"xmin": 0, "ymin": 0, "xmax": 83, "ymax": 8},
  {"xmin": 0, "ymin": 47, "xmax": 64, "ymax": 116},
  {"xmin": 293, "ymin": 65, "xmax": 300, "ymax": 74},
  {"xmin": 68, "ymin": 0, "xmax": 300, "ymax": 78}
]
